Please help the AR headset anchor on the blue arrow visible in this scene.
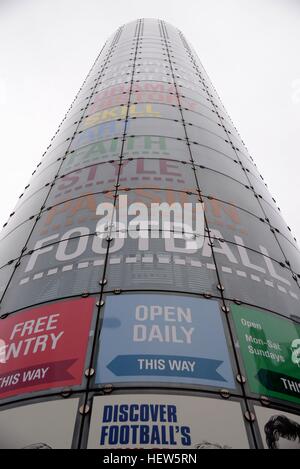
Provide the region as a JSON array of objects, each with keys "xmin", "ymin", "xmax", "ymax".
[{"xmin": 107, "ymin": 354, "xmax": 226, "ymax": 381}]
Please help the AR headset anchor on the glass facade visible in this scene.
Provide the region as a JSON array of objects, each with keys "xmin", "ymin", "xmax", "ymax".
[{"xmin": 0, "ymin": 18, "xmax": 299, "ymax": 449}]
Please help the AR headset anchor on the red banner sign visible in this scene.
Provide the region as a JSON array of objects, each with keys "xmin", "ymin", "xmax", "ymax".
[{"xmin": 0, "ymin": 298, "xmax": 95, "ymax": 398}]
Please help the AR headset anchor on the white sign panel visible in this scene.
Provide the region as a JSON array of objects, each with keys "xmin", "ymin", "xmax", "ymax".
[
  {"xmin": 0, "ymin": 398, "xmax": 79, "ymax": 449},
  {"xmin": 88, "ymin": 394, "xmax": 249, "ymax": 449},
  {"xmin": 254, "ymin": 405, "xmax": 300, "ymax": 449}
]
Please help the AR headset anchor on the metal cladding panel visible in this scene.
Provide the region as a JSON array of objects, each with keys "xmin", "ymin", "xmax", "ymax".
[{"xmin": 0, "ymin": 19, "xmax": 299, "ymax": 449}]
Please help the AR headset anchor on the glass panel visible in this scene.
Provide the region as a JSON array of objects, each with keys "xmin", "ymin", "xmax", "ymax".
[
  {"xmin": 136, "ymin": 52, "xmax": 168, "ymax": 59},
  {"xmin": 109, "ymin": 42, "xmax": 136, "ymax": 50},
  {"xmin": 181, "ymin": 97, "xmax": 221, "ymax": 121},
  {"xmin": 133, "ymin": 72, "xmax": 174, "ymax": 82},
  {"xmin": 4, "ymin": 186, "xmax": 50, "ymax": 235},
  {"xmin": 76, "ymin": 81, "xmax": 97, "ymax": 99},
  {"xmin": 213, "ymin": 243, "xmax": 300, "ymax": 318},
  {"xmin": 114, "ymin": 187, "xmax": 200, "ymax": 209},
  {"xmin": 102, "ymin": 62, "xmax": 134, "ymax": 72},
  {"xmin": 196, "ymin": 167, "xmax": 265, "ymax": 218},
  {"xmin": 27, "ymin": 191, "xmax": 114, "ymax": 250},
  {"xmin": 172, "ymin": 55, "xmax": 197, "ymax": 67},
  {"xmin": 100, "ymin": 69, "xmax": 134, "ymax": 81},
  {"xmin": 134, "ymin": 44, "xmax": 166, "ymax": 49},
  {"xmin": 223, "ymin": 129, "xmax": 248, "ymax": 150},
  {"xmin": 117, "ymin": 158, "xmax": 197, "ymax": 192},
  {"xmin": 260, "ymin": 199, "xmax": 298, "ymax": 248},
  {"xmin": 96, "ymin": 77, "xmax": 131, "ymax": 89},
  {"xmin": 78, "ymin": 103, "xmax": 181, "ymax": 132},
  {"xmin": 73, "ymin": 87, "xmax": 93, "ymax": 104},
  {"xmin": 62, "ymin": 134, "xmax": 190, "ymax": 172},
  {"xmin": 119, "ymin": 21, "xmax": 137, "ymax": 38},
  {"xmin": 40, "ymin": 140, "xmax": 71, "ymax": 167},
  {"xmin": 126, "ymin": 118, "xmax": 185, "ymax": 139},
  {"xmin": 58, "ymin": 108, "xmax": 87, "ymax": 131},
  {"xmin": 122, "ymin": 135, "xmax": 191, "ymax": 162},
  {"xmin": 182, "ymin": 95, "xmax": 230, "ymax": 122},
  {"xmin": 134, "ymin": 66, "xmax": 172, "ymax": 76},
  {"xmin": 0, "ymin": 235, "xmax": 104, "ymax": 314},
  {"xmin": 18, "ymin": 162, "xmax": 60, "ymax": 205},
  {"xmin": 142, "ymin": 19, "xmax": 160, "ymax": 36},
  {"xmin": 103, "ymin": 57, "xmax": 135, "ymax": 68},
  {"xmin": 66, "ymin": 97, "xmax": 90, "ymax": 117},
  {"xmin": 275, "ymin": 232, "xmax": 300, "ymax": 275},
  {"xmin": 93, "ymin": 77, "xmax": 130, "ymax": 93},
  {"xmin": 0, "ymin": 398, "xmax": 79, "ymax": 449},
  {"xmin": 136, "ymin": 50, "xmax": 170, "ymax": 56},
  {"xmin": 135, "ymin": 57, "xmax": 169, "ymax": 64},
  {"xmin": 246, "ymin": 172, "xmax": 278, "ymax": 209},
  {"xmin": 105, "ymin": 54, "xmax": 135, "ymax": 64},
  {"xmin": 134, "ymin": 80, "xmax": 177, "ymax": 94},
  {"xmin": 45, "ymin": 131, "xmax": 76, "ymax": 156},
  {"xmin": 89, "ymin": 84, "xmax": 182, "ymax": 112},
  {"xmin": 0, "ymin": 262, "xmax": 15, "ymax": 300},
  {"xmin": 0, "ymin": 219, "xmax": 36, "ymax": 267},
  {"xmin": 62, "ymin": 138, "xmax": 121, "ymax": 170},
  {"xmin": 237, "ymin": 145, "xmax": 253, "ymax": 162},
  {"xmin": 187, "ymin": 125, "xmax": 237, "ymax": 157},
  {"xmin": 236, "ymin": 152, "xmax": 263, "ymax": 180},
  {"xmin": 127, "ymin": 103, "xmax": 181, "ymax": 120},
  {"xmin": 177, "ymin": 86, "xmax": 209, "ymax": 102},
  {"xmin": 204, "ymin": 198, "xmax": 286, "ymax": 264},
  {"xmin": 182, "ymin": 109, "xmax": 228, "ymax": 138},
  {"xmin": 190, "ymin": 144, "xmax": 249, "ymax": 184},
  {"xmin": 52, "ymin": 163, "xmax": 118, "ymax": 202},
  {"xmin": 174, "ymin": 60, "xmax": 206, "ymax": 74},
  {"xmin": 83, "ymin": 70, "xmax": 101, "ymax": 86},
  {"xmin": 31, "ymin": 159, "xmax": 61, "ymax": 182},
  {"xmin": 88, "ymin": 93, "xmax": 130, "ymax": 113},
  {"xmin": 221, "ymin": 121, "xmax": 242, "ymax": 142},
  {"xmin": 50, "ymin": 123, "xmax": 79, "ymax": 148},
  {"xmin": 95, "ymin": 81, "xmax": 130, "ymax": 94},
  {"xmin": 55, "ymin": 159, "xmax": 198, "ymax": 200},
  {"xmin": 70, "ymin": 120, "xmax": 127, "ymax": 151},
  {"xmin": 103, "ymin": 232, "xmax": 219, "ymax": 295}
]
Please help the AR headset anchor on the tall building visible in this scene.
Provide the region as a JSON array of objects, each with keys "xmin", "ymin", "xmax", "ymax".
[{"xmin": 0, "ymin": 18, "xmax": 299, "ymax": 449}]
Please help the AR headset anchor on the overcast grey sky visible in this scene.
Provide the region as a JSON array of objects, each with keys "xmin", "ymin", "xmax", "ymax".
[{"xmin": 0, "ymin": 0, "xmax": 300, "ymax": 240}]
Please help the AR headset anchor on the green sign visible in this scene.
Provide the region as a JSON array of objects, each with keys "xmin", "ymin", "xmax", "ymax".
[{"xmin": 232, "ymin": 305, "xmax": 300, "ymax": 405}]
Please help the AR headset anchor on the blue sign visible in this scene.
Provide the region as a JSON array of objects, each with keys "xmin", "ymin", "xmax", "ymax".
[{"xmin": 96, "ymin": 294, "xmax": 235, "ymax": 388}]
